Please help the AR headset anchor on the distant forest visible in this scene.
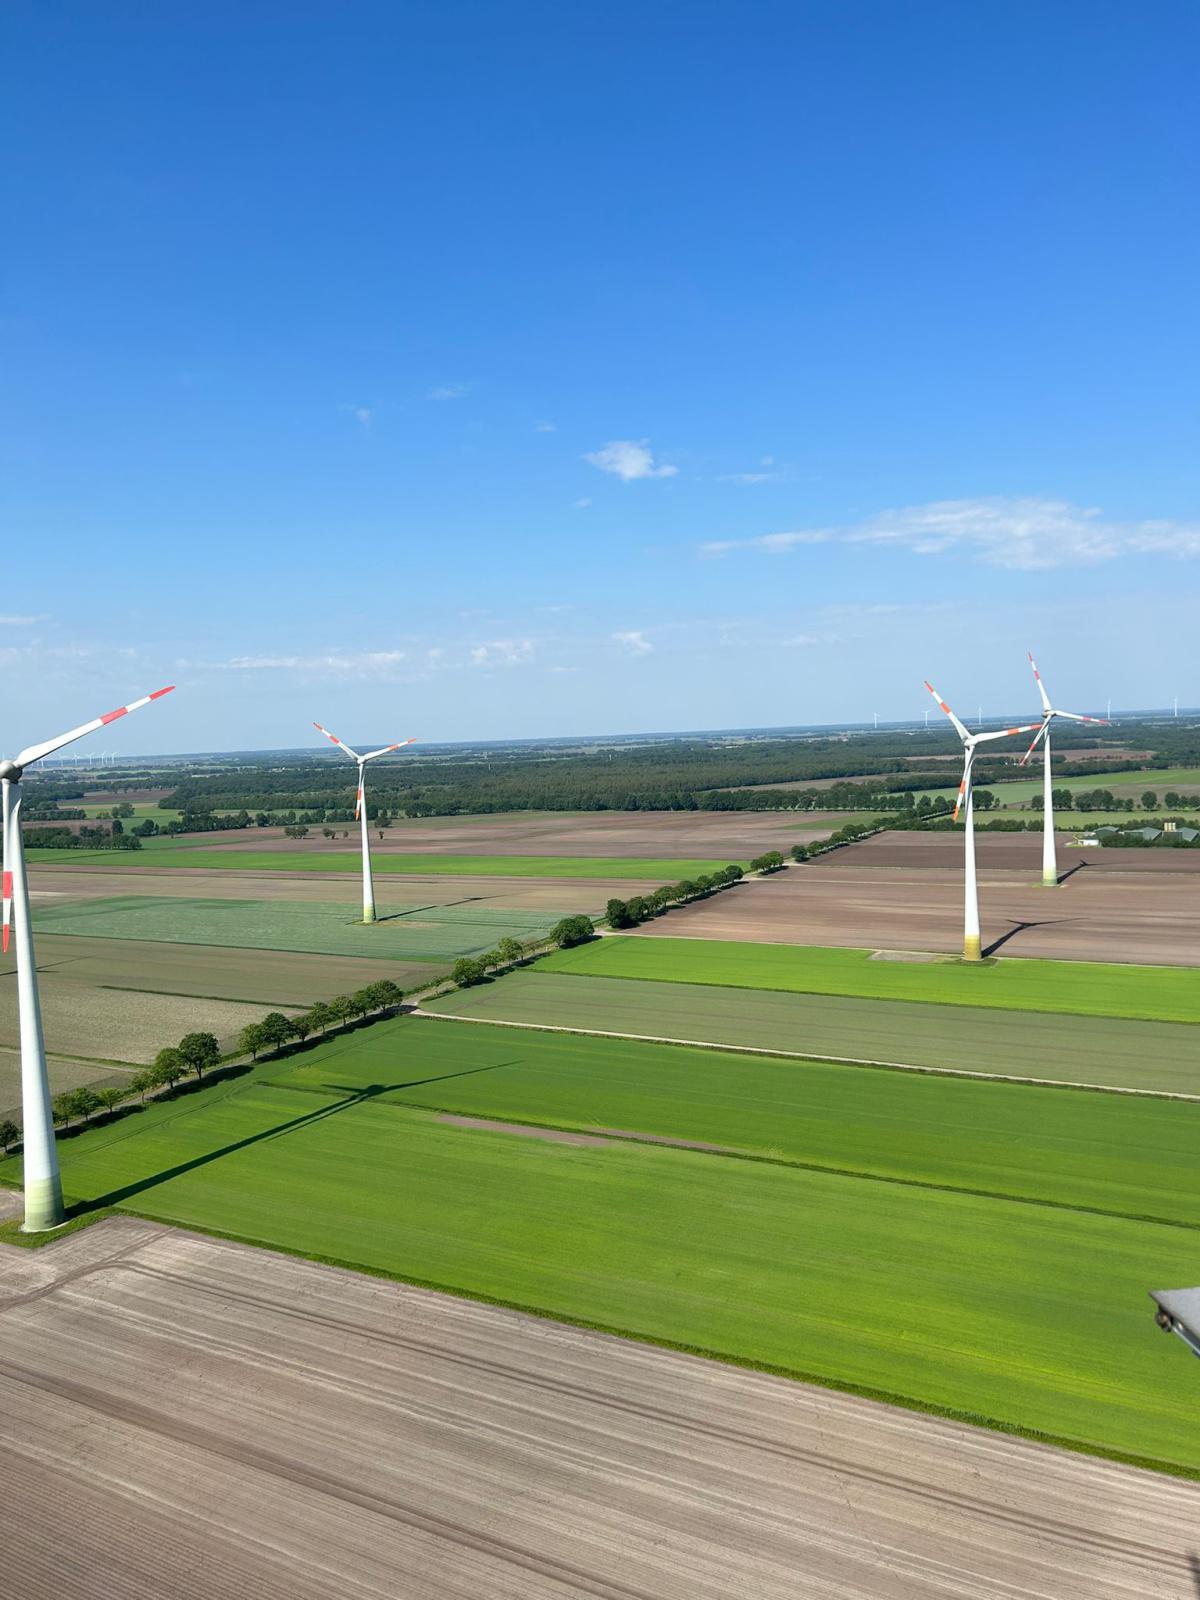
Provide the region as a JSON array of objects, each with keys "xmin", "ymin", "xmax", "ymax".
[{"xmin": 121, "ymin": 721, "xmax": 1178, "ymax": 822}]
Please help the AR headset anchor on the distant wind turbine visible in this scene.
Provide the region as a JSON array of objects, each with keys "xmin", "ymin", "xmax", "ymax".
[
  {"xmin": 925, "ymin": 680, "xmax": 1041, "ymax": 961},
  {"xmin": 1020, "ymin": 653, "xmax": 1108, "ymax": 887},
  {"xmin": 1, "ymin": 684, "xmax": 175, "ymax": 1231},
  {"xmin": 313, "ymin": 723, "xmax": 415, "ymax": 923}
]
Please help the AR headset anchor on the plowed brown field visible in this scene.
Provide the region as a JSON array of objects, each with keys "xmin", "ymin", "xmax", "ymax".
[{"xmin": 631, "ymin": 832, "xmax": 1200, "ymax": 964}]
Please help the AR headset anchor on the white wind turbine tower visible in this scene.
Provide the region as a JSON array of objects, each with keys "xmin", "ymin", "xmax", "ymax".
[
  {"xmin": 925, "ymin": 680, "xmax": 1041, "ymax": 961},
  {"xmin": 313, "ymin": 723, "xmax": 415, "ymax": 923},
  {"xmin": 2, "ymin": 684, "xmax": 174, "ymax": 1231},
  {"xmin": 1021, "ymin": 653, "xmax": 1108, "ymax": 887}
]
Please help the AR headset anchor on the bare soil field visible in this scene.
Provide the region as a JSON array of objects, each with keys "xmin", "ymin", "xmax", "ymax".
[
  {"xmin": 825, "ymin": 831, "xmax": 1200, "ymax": 875},
  {"xmin": 0, "ymin": 968, "xmax": 301, "ymax": 1067},
  {"xmin": 0, "ymin": 1219, "xmax": 1195, "ymax": 1600},
  {"xmin": 635, "ymin": 841, "xmax": 1200, "ymax": 964},
  {"xmin": 0, "ymin": 1048, "xmax": 133, "ymax": 1122},
  {"xmin": 28, "ymin": 862, "xmax": 642, "ymax": 911},
  {"xmin": 174, "ymin": 810, "xmax": 841, "ymax": 858},
  {"xmin": 24, "ymin": 933, "xmax": 442, "ymax": 1007}
]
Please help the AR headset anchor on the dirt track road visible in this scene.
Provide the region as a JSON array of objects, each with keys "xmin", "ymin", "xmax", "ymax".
[{"xmin": 1, "ymin": 1219, "xmax": 1197, "ymax": 1598}]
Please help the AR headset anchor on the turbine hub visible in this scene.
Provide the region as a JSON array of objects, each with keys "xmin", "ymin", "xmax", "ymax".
[{"xmin": 0, "ymin": 758, "xmax": 20, "ymax": 780}]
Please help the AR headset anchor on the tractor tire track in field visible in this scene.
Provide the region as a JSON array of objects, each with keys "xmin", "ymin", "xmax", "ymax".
[{"xmin": 1, "ymin": 1220, "xmax": 1197, "ymax": 1599}]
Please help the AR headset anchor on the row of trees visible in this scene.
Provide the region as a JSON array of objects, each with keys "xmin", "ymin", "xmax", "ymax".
[
  {"xmin": 21, "ymin": 825, "xmax": 142, "ymax": 851},
  {"xmin": 606, "ymin": 864, "xmax": 746, "ymax": 930},
  {"xmin": 240, "ymin": 981, "xmax": 404, "ymax": 1057},
  {"xmin": 48, "ymin": 1030, "xmax": 222, "ymax": 1131},
  {"xmin": 790, "ymin": 818, "xmax": 883, "ymax": 860},
  {"xmin": 451, "ymin": 916, "xmax": 594, "ymax": 987}
]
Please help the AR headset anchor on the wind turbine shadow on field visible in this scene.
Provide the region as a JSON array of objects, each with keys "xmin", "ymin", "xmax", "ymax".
[
  {"xmin": 982, "ymin": 919, "xmax": 1073, "ymax": 958},
  {"xmin": 76, "ymin": 1084, "xmax": 386, "ymax": 1215},
  {"xmin": 1188, "ymin": 1553, "xmax": 1200, "ymax": 1598},
  {"xmin": 75, "ymin": 1060, "xmax": 526, "ymax": 1216}
]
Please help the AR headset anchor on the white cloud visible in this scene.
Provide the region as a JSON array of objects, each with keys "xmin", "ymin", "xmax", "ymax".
[
  {"xmin": 585, "ymin": 439, "xmax": 678, "ymax": 482},
  {"xmin": 717, "ymin": 471, "xmax": 781, "ymax": 485},
  {"xmin": 574, "ymin": 497, "xmax": 592, "ymax": 509},
  {"xmin": 219, "ymin": 651, "xmax": 407, "ymax": 676},
  {"xmin": 612, "ymin": 629, "xmax": 653, "ymax": 657},
  {"xmin": 700, "ymin": 497, "xmax": 1200, "ymax": 571},
  {"xmin": 429, "ymin": 383, "xmax": 468, "ymax": 401},
  {"xmin": 702, "ymin": 529, "xmax": 831, "ymax": 556},
  {"xmin": 534, "ymin": 420, "xmax": 556, "ymax": 432},
  {"xmin": 0, "ymin": 613, "xmax": 48, "ymax": 625},
  {"xmin": 469, "ymin": 638, "xmax": 535, "ymax": 668}
]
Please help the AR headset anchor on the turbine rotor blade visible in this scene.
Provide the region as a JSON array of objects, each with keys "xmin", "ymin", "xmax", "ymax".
[
  {"xmin": 361, "ymin": 738, "xmax": 416, "ymax": 762},
  {"xmin": 1056, "ymin": 710, "xmax": 1109, "ymax": 725},
  {"xmin": 14, "ymin": 686, "xmax": 175, "ymax": 770},
  {"xmin": 313, "ymin": 722, "xmax": 360, "ymax": 762},
  {"xmin": 924, "ymin": 680, "xmax": 970, "ymax": 743},
  {"xmin": 1028, "ymin": 652, "xmax": 1053, "ymax": 715},
  {"xmin": 970, "ymin": 722, "xmax": 1044, "ymax": 746},
  {"xmin": 354, "ymin": 763, "xmax": 365, "ymax": 822},
  {"xmin": 1019, "ymin": 721, "xmax": 1050, "ymax": 767}
]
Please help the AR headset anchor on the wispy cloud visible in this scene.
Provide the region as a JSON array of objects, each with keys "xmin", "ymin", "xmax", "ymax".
[
  {"xmin": 429, "ymin": 383, "xmax": 468, "ymax": 401},
  {"xmin": 717, "ymin": 457, "xmax": 787, "ymax": 485},
  {"xmin": 701, "ymin": 497, "xmax": 1200, "ymax": 571},
  {"xmin": 0, "ymin": 613, "xmax": 48, "ymax": 626},
  {"xmin": 702, "ymin": 529, "xmax": 830, "ymax": 556},
  {"xmin": 340, "ymin": 404, "xmax": 373, "ymax": 429},
  {"xmin": 219, "ymin": 651, "xmax": 407, "ymax": 676},
  {"xmin": 585, "ymin": 439, "xmax": 678, "ymax": 482},
  {"xmin": 469, "ymin": 638, "xmax": 535, "ymax": 668},
  {"xmin": 534, "ymin": 420, "xmax": 556, "ymax": 433},
  {"xmin": 574, "ymin": 497, "xmax": 592, "ymax": 509},
  {"xmin": 612, "ymin": 629, "xmax": 653, "ymax": 657}
]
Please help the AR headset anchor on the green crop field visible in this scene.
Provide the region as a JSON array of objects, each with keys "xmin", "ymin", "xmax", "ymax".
[
  {"xmin": 920, "ymin": 764, "xmax": 1200, "ymax": 810},
  {"xmin": 30, "ymin": 894, "xmax": 564, "ymax": 963},
  {"xmin": 421, "ymin": 971, "xmax": 1200, "ymax": 1095},
  {"xmin": 539, "ymin": 937, "xmax": 1200, "ymax": 1023},
  {"xmin": 280, "ymin": 1015, "xmax": 1200, "ymax": 1221},
  {"xmin": 4, "ymin": 1017, "xmax": 1198, "ymax": 1473},
  {"xmin": 76, "ymin": 850, "xmax": 736, "ymax": 878}
]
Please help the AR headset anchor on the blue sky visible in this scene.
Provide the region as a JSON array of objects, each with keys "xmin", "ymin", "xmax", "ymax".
[{"xmin": 3, "ymin": 1, "xmax": 1198, "ymax": 754}]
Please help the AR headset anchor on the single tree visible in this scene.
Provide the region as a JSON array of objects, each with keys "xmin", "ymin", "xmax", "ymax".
[
  {"xmin": 178, "ymin": 1031, "xmax": 220, "ymax": 1080},
  {"xmin": 451, "ymin": 957, "xmax": 486, "ymax": 988},
  {"xmin": 152, "ymin": 1048, "xmax": 186, "ymax": 1091},
  {"xmin": 1142, "ymin": 791, "xmax": 1158, "ymax": 811},
  {"xmin": 549, "ymin": 914, "xmax": 594, "ymax": 949},
  {"xmin": 51, "ymin": 1092, "xmax": 76, "ymax": 1128},
  {"xmin": 289, "ymin": 1012, "xmax": 312, "ymax": 1044},
  {"xmin": 259, "ymin": 1013, "xmax": 294, "ymax": 1052},
  {"xmin": 329, "ymin": 994, "xmax": 357, "ymax": 1026},
  {"xmin": 96, "ymin": 1086, "xmax": 125, "ymax": 1115},
  {"xmin": 129, "ymin": 1068, "xmax": 157, "ymax": 1101},
  {"xmin": 606, "ymin": 897, "xmax": 634, "ymax": 929},
  {"xmin": 71, "ymin": 1086, "xmax": 102, "ymax": 1123},
  {"xmin": 308, "ymin": 1000, "xmax": 335, "ymax": 1035},
  {"xmin": 496, "ymin": 936, "xmax": 523, "ymax": 967},
  {"xmin": 240, "ymin": 1022, "xmax": 267, "ymax": 1060},
  {"xmin": 373, "ymin": 978, "xmax": 403, "ymax": 1011},
  {"xmin": 0, "ymin": 1118, "xmax": 19, "ymax": 1153}
]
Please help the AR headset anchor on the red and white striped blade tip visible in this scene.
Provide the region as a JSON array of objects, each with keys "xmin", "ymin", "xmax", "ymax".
[
  {"xmin": 14, "ymin": 684, "xmax": 176, "ymax": 768},
  {"xmin": 101, "ymin": 685, "xmax": 175, "ymax": 725},
  {"xmin": 2, "ymin": 870, "xmax": 12, "ymax": 955}
]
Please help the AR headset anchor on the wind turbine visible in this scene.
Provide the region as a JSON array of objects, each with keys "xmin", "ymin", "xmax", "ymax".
[
  {"xmin": 1020, "ymin": 653, "xmax": 1108, "ymax": 887},
  {"xmin": 925, "ymin": 681, "xmax": 1041, "ymax": 962},
  {"xmin": 313, "ymin": 723, "xmax": 415, "ymax": 923},
  {"xmin": 2, "ymin": 684, "xmax": 174, "ymax": 1231}
]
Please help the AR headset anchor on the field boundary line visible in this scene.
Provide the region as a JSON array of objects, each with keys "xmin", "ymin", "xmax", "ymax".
[
  {"xmin": 411, "ymin": 1007, "xmax": 1200, "ymax": 1101},
  {"xmin": 81, "ymin": 1214, "xmax": 1200, "ymax": 1486}
]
